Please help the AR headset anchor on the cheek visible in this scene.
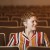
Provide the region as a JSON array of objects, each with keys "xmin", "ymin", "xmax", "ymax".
[
  {"xmin": 27, "ymin": 23, "xmax": 33, "ymax": 28},
  {"xmin": 27, "ymin": 21, "xmax": 33, "ymax": 28}
]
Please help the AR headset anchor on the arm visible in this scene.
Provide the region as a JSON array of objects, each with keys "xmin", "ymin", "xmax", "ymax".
[
  {"xmin": 44, "ymin": 33, "xmax": 50, "ymax": 47},
  {"xmin": 7, "ymin": 33, "xmax": 18, "ymax": 46}
]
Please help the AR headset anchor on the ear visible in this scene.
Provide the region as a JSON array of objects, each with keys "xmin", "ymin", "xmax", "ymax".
[{"xmin": 23, "ymin": 22, "xmax": 27, "ymax": 27}]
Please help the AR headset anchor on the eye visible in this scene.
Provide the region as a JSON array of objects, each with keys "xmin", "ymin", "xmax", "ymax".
[
  {"xmin": 32, "ymin": 20, "xmax": 38, "ymax": 23},
  {"xmin": 35, "ymin": 20, "xmax": 38, "ymax": 23},
  {"xmin": 32, "ymin": 21, "xmax": 34, "ymax": 23}
]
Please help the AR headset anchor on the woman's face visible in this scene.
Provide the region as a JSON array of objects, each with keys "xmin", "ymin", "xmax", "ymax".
[{"xmin": 24, "ymin": 16, "xmax": 37, "ymax": 31}]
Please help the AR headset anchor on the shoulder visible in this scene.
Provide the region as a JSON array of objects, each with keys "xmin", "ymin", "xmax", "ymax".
[
  {"xmin": 36, "ymin": 31, "xmax": 45, "ymax": 33},
  {"xmin": 18, "ymin": 31, "xmax": 24, "ymax": 34},
  {"xmin": 36, "ymin": 31, "xmax": 47, "ymax": 36},
  {"xmin": 18, "ymin": 31, "xmax": 25, "ymax": 36}
]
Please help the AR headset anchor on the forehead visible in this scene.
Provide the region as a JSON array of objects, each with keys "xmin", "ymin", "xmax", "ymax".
[{"xmin": 27, "ymin": 16, "xmax": 37, "ymax": 21}]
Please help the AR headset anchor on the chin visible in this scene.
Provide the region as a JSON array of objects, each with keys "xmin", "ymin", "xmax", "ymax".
[{"xmin": 32, "ymin": 28, "xmax": 36, "ymax": 31}]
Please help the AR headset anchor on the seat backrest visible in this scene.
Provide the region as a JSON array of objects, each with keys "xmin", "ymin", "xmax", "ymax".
[
  {"xmin": 0, "ymin": 33, "xmax": 6, "ymax": 46},
  {"xmin": 0, "ymin": 46, "xmax": 19, "ymax": 50},
  {"xmin": 0, "ymin": 17, "xmax": 9, "ymax": 21},
  {"xmin": 11, "ymin": 17, "xmax": 21, "ymax": 26},
  {"xmin": 0, "ymin": 21, "xmax": 18, "ymax": 27},
  {"xmin": 37, "ymin": 20, "xmax": 48, "ymax": 26},
  {"xmin": 28, "ymin": 47, "xmax": 50, "ymax": 50}
]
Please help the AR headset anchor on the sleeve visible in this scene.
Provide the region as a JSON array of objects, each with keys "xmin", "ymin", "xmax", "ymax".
[
  {"xmin": 7, "ymin": 33, "xmax": 18, "ymax": 46},
  {"xmin": 44, "ymin": 33, "xmax": 50, "ymax": 47}
]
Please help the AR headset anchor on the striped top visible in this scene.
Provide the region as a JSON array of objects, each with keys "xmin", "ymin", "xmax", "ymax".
[{"xmin": 7, "ymin": 31, "xmax": 49, "ymax": 50}]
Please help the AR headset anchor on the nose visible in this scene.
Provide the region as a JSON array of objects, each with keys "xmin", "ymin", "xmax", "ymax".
[{"xmin": 34, "ymin": 21, "xmax": 37, "ymax": 26}]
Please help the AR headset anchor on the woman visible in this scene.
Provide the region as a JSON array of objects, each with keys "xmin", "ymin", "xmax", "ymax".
[{"xmin": 7, "ymin": 11, "xmax": 49, "ymax": 50}]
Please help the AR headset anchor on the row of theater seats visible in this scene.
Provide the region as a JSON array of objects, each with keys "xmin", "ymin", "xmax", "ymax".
[
  {"xmin": 0, "ymin": 6, "xmax": 50, "ymax": 17},
  {"xmin": 0, "ymin": 17, "xmax": 50, "ymax": 26},
  {"xmin": 0, "ymin": 46, "xmax": 49, "ymax": 50},
  {"xmin": 0, "ymin": 26, "xmax": 50, "ymax": 46},
  {"xmin": 0, "ymin": 20, "xmax": 48, "ymax": 27}
]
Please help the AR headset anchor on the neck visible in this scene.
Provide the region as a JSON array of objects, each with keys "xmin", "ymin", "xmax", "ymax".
[{"xmin": 25, "ymin": 28, "xmax": 35, "ymax": 37}]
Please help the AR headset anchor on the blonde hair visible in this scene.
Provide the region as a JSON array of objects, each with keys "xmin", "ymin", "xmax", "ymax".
[{"xmin": 21, "ymin": 11, "xmax": 36, "ymax": 22}]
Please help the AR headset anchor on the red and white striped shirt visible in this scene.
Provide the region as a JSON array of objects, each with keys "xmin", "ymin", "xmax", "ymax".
[{"xmin": 7, "ymin": 31, "xmax": 49, "ymax": 50}]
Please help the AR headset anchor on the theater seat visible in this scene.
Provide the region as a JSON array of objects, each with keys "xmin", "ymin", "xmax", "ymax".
[
  {"xmin": 0, "ymin": 21, "xmax": 18, "ymax": 27},
  {"xmin": 37, "ymin": 20, "xmax": 48, "ymax": 26},
  {"xmin": 0, "ymin": 33, "xmax": 6, "ymax": 46},
  {"xmin": 11, "ymin": 17, "xmax": 21, "ymax": 26},
  {"xmin": 28, "ymin": 47, "xmax": 50, "ymax": 50},
  {"xmin": 0, "ymin": 46, "xmax": 19, "ymax": 50}
]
